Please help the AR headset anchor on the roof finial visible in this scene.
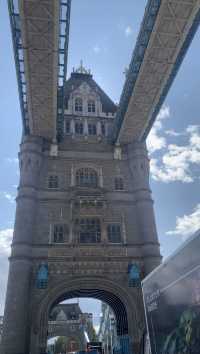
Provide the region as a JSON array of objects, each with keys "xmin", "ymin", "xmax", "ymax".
[
  {"xmin": 80, "ymin": 60, "xmax": 84, "ymax": 73},
  {"xmin": 74, "ymin": 61, "xmax": 91, "ymax": 75}
]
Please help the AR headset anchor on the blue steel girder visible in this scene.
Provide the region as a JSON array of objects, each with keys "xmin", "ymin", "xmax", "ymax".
[
  {"xmin": 8, "ymin": 0, "xmax": 71, "ymax": 140},
  {"xmin": 114, "ymin": 0, "xmax": 200, "ymax": 145},
  {"xmin": 8, "ymin": 0, "xmax": 29, "ymax": 134},
  {"xmin": 57, "ymin": 0, "xmax": 71, "ymax": 141}
]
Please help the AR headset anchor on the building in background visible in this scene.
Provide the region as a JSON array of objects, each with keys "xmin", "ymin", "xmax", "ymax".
[
  {"xmin": 98, "ymin": 303, "xmax": 117, "ymax": 354},
  {"xmin": 48, "ymin": 302, "xmax": 95, "ymax": 353}
]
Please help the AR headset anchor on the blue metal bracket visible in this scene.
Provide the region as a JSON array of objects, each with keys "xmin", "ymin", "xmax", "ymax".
[
  {"xmin": 57, "ymin": 0, "xmax": 71, "ymax": 141},
  {"xmin": 8, "ymin": 0, "xmax": 29, "ymax": 134}
]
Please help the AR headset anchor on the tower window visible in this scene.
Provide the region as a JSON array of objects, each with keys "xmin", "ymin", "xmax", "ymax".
[
  {"xmin": 75, "ymin": 122, "xmax": 83, "ymax": 135},
  {"xmin": 88, "ymin": 100, "xmax": 95, "ymax": 113},
  {"xmin": 88, "ymin": 124, "xmax": 97, "ymax": 136},
  {"xmin": 53, "ymin": 224, "xmax": 69, "ymax": 243},
  {"xmin": 101, "ymin": 123, "xmax": 106, "ymax": 136},
  {"xmin": 115, "ymin": 177, "xmax": 124, "ymax": 191},
  {"xmin": 75, "ymin": 97, "xmax": 83, "ymax": 112},
  {"xmin": 107, "ymin": 224, "xmax": 122, "ymax": 243},
  {"xmin": 65, "ymin": 121, "xmax": 70, "ymax": 134},
  {"xmin": 48, "ymin": 175, "xmax": 58, "ymax": 189},
  {"xmin": 76, "ymin": 168, "xmax": 98, "ymax": 187},
  {"xmin": 75, "ymin": 218, "xmax": 101, "ymax": 243}
]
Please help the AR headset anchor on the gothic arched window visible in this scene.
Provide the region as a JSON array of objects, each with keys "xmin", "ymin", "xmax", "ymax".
[
  {"xmin": 75, "ymin": 218, "xmax": 101, "ymax": 243},
  {"xmin": 88, "ymin": 99, "xmax": 95, "ymax": 113},
  {"xmin": 115, "ymin": 177, "xmax": 124, "ymax": 191},
  {"xmin": 75, "ymin": 97, "xmax": 83, "ymax": 112},
  {"xmin": 53, "ymin": 224, "xmax": 69, "ymax": 243},
  {"xmin": 107, "ymin": 224, "xmax": 122, "ymax": 243},
  {"xmin": 76, "ymin": 168, "xmax": 98, "ymax": 188}
]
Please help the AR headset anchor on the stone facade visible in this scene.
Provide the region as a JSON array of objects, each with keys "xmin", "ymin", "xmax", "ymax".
[{"xmin": 1, "ymin": 70, "xmax": 161, "ymax": 354}]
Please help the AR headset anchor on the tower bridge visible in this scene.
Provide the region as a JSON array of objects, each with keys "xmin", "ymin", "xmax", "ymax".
[{"xmin": 2, "ymin": 1, "xmax": 200, "ymax": 354}]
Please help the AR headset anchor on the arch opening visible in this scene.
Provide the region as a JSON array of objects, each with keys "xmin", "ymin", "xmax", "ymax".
[
  {"xmin": 49, "ymin": 289, "xmax": 128, "ymax": 337},
  {"xmin": 47, "ymin": 295, "xmax": 122, "ymax": 354}
]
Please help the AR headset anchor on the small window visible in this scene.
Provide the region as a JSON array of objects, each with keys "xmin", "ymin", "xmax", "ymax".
[
  {"xmin": 75, "ymin": 97, "xmax": 83, "ymax": 112},
  {"xmin": 75, "ymin": 218, "xmax": 101, "ymax": 243},
  {"xmin": 53, "ymin": 224, "xmax": 68, "ymax": 243},
  {"xmin": 107, "ymin": 224, "xmax": 122, "ymax": 243},
  {"xmin": 65, "ymin": 121, "xmax": 70, "ymax": 134},
  {"xmin": 75, "ymin": 122, "xmax": 83, "ymax": 135},
  {"xmin": 115, "ymin": 177, "xmax": 124, "ymax": 191},
  {"xmin": 88, "ymin": 124, "xmax": 97, "ymax": 136},
  {"xmin": 76, "ymin": 168, "xmax": 98, "ymax": 188},
  {"xmin": 48, "ymin": 175, "xmax": 58, "ymax": 189},
  {"xmin": 101, "ymin": 123, "xmax": 106, "ymax": 136},
  {"xmin": 88, "ymin": 100, "xmax": 95, "ymax": 113}
]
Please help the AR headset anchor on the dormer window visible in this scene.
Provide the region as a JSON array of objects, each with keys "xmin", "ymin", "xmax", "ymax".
[
  {"xmin": 88, "ymin": 100, "xmax": 95, "ymax": 113},
  {"xmin": 75, "ymin": 97, "xmax": 83, "ymax": 112}
]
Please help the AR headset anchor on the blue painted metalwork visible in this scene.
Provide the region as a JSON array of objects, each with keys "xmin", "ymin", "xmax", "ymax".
[
  {"xmin": 57, "ymin": 0, "xmax": 71, "ymax": 141},
  {"xmin": 114, "ymin": 0, "xmax": 162, "ymax": 142},
  {"xmin": 119, "ymin": 335, "xmax": 131, "ymax": 354},
  {"xmin": 142, "ymin": 7, "xmax": 200, "ymax": 141},
  {"xmin": 36, "ymin": 264, "xmax": 48, "ymax": 289},
  {"xmin": 128, "ymin": 264, "xmax": 141, "ymax": 287},
  {"xmin": 8, "ymin": 0, "xmax": 29, "ymax": 134}
]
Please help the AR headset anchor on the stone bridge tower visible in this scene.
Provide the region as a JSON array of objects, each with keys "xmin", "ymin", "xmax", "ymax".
[{"xmin": 2, "ymin": 65, "xmax": 161, "ymax": 354}]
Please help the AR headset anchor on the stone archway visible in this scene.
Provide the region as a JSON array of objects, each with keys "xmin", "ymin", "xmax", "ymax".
[{"xmin": 30, "ymin": 277, "xmax": 143, "ymax": 354}]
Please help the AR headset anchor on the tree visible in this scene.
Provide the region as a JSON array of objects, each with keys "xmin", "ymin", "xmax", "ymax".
[{"xmin": 54, "ymin": 336, "xmax": 67, "ymax": 354}]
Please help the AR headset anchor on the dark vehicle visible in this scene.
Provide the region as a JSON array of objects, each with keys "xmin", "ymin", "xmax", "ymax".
[{"xmin": 142, "ymin": 230, "xmax": 200, "ymax": 354}]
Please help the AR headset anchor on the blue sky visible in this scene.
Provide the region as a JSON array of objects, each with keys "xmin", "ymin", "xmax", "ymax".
[{"xmin": 0, "ymin": 0, "xmax": 200, "ymax": 322}]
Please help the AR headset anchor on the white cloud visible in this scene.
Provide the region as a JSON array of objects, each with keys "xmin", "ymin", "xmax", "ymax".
[
  {"xmin": 165, "ymin": 130, "xmax": 183, "ymax": 137},
  {"xmin": 147, "ymin": 106, "xmax": 170, "ymax": 154},
  {"xmin": 167, "ymin": 204, "xmax": 200, "ymax": 238},
  {"xmin": 93, "ymin": 45, "xmax": 101, "ymax": 54},
  {"xmin": 0, "ymin": 228, "xmax": 13, "ymax": 256},
  {"xmin": 5, "ymin": 157, "xmax": 18, "ymax": 164},
  {"xmin": 125, "ymin": 26, "xmax": 133, "ymax": 37},
  {"xmin": 0, "ymin": 192, "xmax": 16, "ymax": 204},
  {"xmin": 150, "ymin": 125, "xmax": 200, "ymax": 183},
  {"xmin": 0, "ymin": 229, "xmax": 12, "ymax": 313}
]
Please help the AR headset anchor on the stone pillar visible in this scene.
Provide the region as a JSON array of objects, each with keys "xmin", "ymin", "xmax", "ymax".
[
  {"xmin": 83, "ymin": 118, "xmax": 88, "ymax": 136},
  {"xmin": 128, "ymin": 142, "xmax": 161, "ymax": 275},
  {"xmin": 70, "ymin": 118, "xmax": 75, "ymax": 136},
  {"xmin": 97, "ymin": 120, "xmax": 101, "ymax": 136},
  {"xmin": 1, "ymin": 136, "xmax": 44, "ymax": 354}
]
